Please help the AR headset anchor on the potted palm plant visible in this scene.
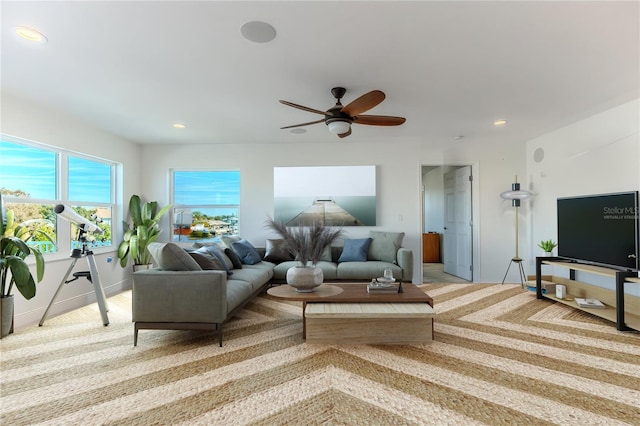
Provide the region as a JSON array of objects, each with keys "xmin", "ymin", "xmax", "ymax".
[
  {"xmin": 266, "ymin": 218, "xmax": 344, "ymax": 292},
  {"xmin": 1, "ymin": 194, "xmax": 49, "ymax": 337},
  {"xmin": 117, "ymin": 194, "xmax": 171, "ymax": 270}
]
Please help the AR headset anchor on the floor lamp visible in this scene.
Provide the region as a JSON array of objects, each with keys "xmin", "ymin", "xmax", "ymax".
[{"xmin": 500, "ymin": 176, "xmax": 533, "ymax": 287}]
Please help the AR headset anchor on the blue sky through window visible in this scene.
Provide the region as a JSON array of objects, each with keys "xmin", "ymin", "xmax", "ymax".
[
  {"xmin": 174, "ymin": 171, "xmax": 240, "ymax": 205},
  {"xmin": 0, "ymin": 140, "xmax": 56, "ymax": 198},
  {"xmin": 68, "ymin": 156, "xmax": 111, "ymax": 203},
  {"xmin": 1, "ymin": 140, "xmax": 111, "ymax": 202}
]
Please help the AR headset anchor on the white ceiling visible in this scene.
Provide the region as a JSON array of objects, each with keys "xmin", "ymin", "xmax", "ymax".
[{"xmin": 2, "ymin": 1, "xmax": 638, "ymax": 149}]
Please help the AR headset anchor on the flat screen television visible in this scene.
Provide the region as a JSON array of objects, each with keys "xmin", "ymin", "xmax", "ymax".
[{"xmin": 557, "ymin": 191, "xmax": 639, "ymax": 271}]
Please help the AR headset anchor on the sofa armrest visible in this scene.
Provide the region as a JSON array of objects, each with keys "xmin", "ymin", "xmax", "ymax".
[
  {"xmin": 132, "ymin": 269, "xmax": 228, "ymax": 324},
  {"xmin": 397, "ymin": 248, "xmax": 414, "ymax": 281}
]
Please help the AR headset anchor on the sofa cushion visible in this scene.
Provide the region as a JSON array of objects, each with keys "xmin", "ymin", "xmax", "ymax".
[
  {"xmin": 148, "ymin": 242, "xmax": 202, "ymax": 271},
  {"xmin": 263, "ymin": 239, "xmax": 294, "ymax": 263},
  {"xmin": 336, "ymin": 261, "xmax": 403, "ymax": 281},
  {"xmin": 232, "ymin": 239, "xmax": 262, "ymax": 265},
  {"xmin": 229, "ymin": 262, "xmax": 274, "ymax": 292},
  {"xmin": 226, "ymin": 280, "xmax": 255, "ymax": 314},
  {"xmin": 338, "ymin": 238, "xmax": 372, "ymax": 263},
  {"xmin": 224, "ymin": 248, "xmax": 243, "ymax": 269},
  {"xmin": 188, "ymin": 251, "xmax": 226, "ymax": 271},
  {"xmin": 368, "ymin": 231, "xmax": 405, "ymax": 263}
]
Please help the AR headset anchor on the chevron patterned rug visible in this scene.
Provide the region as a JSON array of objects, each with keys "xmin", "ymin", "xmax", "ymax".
[{"xmin": 1, "ymin": 284, "xmax": 639, "ymax": 425}]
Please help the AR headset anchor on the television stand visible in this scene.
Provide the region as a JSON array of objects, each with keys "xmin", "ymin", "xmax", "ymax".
[{"xmin": 535, "ymin": 257, "xmax": 639, "ymax": 331}]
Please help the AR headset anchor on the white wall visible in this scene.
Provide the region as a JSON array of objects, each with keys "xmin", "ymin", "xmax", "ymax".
[
  {"xmin": 142, "ymin": 139, "xmax": 448, "ymax": 284},
  {"xmin": 443, "ymin": 138, "xmax": 528, "ymax": 282},
  {"xmin": 526, "ymin": 98, "xmax": 640, "ymax": 291},
  {"xmin": 1, "ymin": 93, "xmax": 142, "ymax": 329}
]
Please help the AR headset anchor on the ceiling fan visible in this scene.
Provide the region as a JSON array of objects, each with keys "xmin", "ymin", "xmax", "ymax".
[{"xmin": 280, "ymin": 87, "xmax": 406, "ymax": 138}]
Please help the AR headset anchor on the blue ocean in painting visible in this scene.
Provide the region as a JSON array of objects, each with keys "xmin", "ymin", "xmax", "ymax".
[{"xmin": 274, "ymin": 196, "xmax": 376, "ymax": 226}]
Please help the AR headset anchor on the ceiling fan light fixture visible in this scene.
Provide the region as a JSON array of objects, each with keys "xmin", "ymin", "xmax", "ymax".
[{"xmin": 327, "ymin": 120, "xmax": 351, "ymax": 135}]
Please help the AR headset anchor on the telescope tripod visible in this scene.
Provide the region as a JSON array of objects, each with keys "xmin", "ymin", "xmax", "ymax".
[{"xmin": 39, "ymin": 231, "xmax": 109, "ymax": 327}]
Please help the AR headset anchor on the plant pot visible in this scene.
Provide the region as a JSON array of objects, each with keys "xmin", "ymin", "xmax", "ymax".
[
  {"xmin": 133, "ymin": 264, "xmax": 152, "ymax": 272},
  {"xmin": 544, "ymin": 251, "xmax": 553, "ymax": 257},
  {"xmin": 1, "ymin": 295, "xmax": 14, "ymax": 338},
  {"xmin": 286, "ymin": 266, "xmax": 324, "ymax": 293}
]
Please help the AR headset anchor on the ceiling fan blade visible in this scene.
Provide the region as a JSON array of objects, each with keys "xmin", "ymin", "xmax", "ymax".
[
  {"xmin": 279, "ymin": 100, "xmax": 331, "ymax": 116},
  {"xmin": 353, "ymin": 115, "xmax": 406, "ymax": 126},
  {"xmin": 341, "ymin": 90, "xmax": 385, "ymax": 116},
  {"xmin": 337, "ymin": 128, "xmax": 352, "ymax": 138},
  {"xmin": 280, "ymin": 118, "xmax": 326, "ymax": 129}
]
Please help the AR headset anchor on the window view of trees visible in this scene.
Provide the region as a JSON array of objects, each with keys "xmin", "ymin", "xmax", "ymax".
[{"xmin": 0, "ymin": 138, "xmax": 116, "ymax": 253}]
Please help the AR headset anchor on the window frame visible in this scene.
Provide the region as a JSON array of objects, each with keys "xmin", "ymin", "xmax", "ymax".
[{"xmin": 0, "ymin": 134, "xmax": 118, "ymax": 260}]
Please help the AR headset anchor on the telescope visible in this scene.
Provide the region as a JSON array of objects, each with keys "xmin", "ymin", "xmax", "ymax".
[
  {"xmin": 41, "ymin": 204, "xmax": 109, "ymax": 327},
  {"xmin": 54, "ymin": 204, "xmax": 103, "ymax": 234}
]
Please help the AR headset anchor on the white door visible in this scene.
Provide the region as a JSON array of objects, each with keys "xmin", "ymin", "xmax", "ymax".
[
  {"xmin": 443, "ymin": 171, "xmax": 456, "ymax": 275},
  {"xmin": 443, "ymin": 166, "xmax": 473, "ymax": 280}
]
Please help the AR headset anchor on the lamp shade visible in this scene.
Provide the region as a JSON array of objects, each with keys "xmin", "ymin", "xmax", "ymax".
[
  {"xmin": 500, "ymin": 180, "xmax": 532, "ymax": 207},
  {"xmin": 327, "ymin": 120, "xmax": 351, "ymax": 135},
  {"xmin": 500, "ymin": 190, "xmax": 532, "ymax": 200}
]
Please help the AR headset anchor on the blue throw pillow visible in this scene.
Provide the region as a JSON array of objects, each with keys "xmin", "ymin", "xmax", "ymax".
[
  {"xmin": 232, "ymin": 239, "xmax": 262, "ymax": 265},
  {"xmin": 338, "ymin": 238, "xmax": 372, "ymax": 262}
]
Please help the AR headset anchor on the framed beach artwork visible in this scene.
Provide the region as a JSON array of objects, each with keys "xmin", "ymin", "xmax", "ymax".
[{"xmin": 273, "ymin": 165, "xmax": 376, "ymax": 226}]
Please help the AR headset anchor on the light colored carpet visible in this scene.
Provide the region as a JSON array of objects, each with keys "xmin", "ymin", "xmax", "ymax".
[{"xmin": 1, "ymin": 284, "xmax": 639, "ymax": 425}]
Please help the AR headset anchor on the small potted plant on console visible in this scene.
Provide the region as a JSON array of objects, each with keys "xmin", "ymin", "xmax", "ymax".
[{"xmin": 538, "ymin": 239, "xmax": 558, "ymax": 257}]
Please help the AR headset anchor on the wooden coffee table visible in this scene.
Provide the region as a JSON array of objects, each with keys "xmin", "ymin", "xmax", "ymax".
[{"xmin": 267, "ymin": 283, "xmax": 434, "ymax": 341}]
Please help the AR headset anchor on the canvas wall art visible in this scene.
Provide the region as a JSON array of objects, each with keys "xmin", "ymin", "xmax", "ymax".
[{"xmin": 273, "ymin": 165, "xmax": 376, "ymax": 226}]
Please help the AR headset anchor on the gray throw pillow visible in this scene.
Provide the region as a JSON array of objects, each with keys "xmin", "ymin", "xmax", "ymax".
[
  {"xmin": 191, "ymin": 241, "xmax": 235, "ymax": 267},
  {"xmin": 231, "ymin": 239, "xmax": 262, "ymax": 265},
  {"xmin": 194, "ymin": 246, "xmax": 233, "ymax": 276},
  {"xmin": 320, "ymin": 246, "xmax": 332, "ymax": 262},
  {"xmin": 263, "ymin": 239, "xmax": 294, "ymax": 263},
  {"xmin": 338, "ymin": 238, "xmax": 372, "ymax": 263},
  {"xmin": 224, "ymin": 248, "xmax": 243, "ymax": 269},
  {"xmin": 368, "ymin": 231, "xmax": 405, "ymax": 263},
  {"xmin": 188, "ymin": 251, "xmax": 225, "ymax": 271},
  {"xmin": 147, "ymin": 242, "xmax": 202, "ymax": 271}
]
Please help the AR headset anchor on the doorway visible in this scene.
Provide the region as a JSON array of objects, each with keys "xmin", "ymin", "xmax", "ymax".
[{"xmin": 421, "ymin": 165, "xmax": 474, "ymax": 283}]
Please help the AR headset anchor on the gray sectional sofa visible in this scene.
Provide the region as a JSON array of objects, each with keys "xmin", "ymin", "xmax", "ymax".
[
  {"xmin": 270, "ymin": 245, "xmax": 413, "ymax": 282},
  {"xmin": 132, "ymin": 231, "xmax": 412, "ymax": 346}
]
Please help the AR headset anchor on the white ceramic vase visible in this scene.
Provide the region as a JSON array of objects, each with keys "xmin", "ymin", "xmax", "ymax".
[{"xmin": 286, "ymin": 266, "xmax": 324, "ymax": 293}]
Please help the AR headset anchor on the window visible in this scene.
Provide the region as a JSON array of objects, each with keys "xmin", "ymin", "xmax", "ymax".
[
  {"xmin": 171, "ymin": 170, "xmax": 240, "ymax": 243},
  {"xmin": 0, "ymin": 136, "xmax": 116, "ymax": 255}
]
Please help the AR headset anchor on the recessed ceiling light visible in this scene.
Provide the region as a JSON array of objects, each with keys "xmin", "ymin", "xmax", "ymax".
[
  {"xmin": 493, "ymin": 119, "xmax": 507, "ymax": 126},
  {"xmin": 172, "ymin": 123, "xmax": 187, "ymax": 129},
  {"xmin": 241, "ymin": 21, "xmax": 276, "ymax": 43},
  {"xmin": 14, "ymin": 26, "xmax": 47, "ymax": 43},
  {"xmin": 291, "ymin": 128, "xmax": 307, "ymax": 134},
  {"xmin": 453, "ymin": 135, "xmax": 464, "ymax": 140}
]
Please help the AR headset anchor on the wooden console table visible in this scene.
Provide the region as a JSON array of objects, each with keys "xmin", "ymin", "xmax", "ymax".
[{"xmin": 535, "ymin": 257, "xmax": 639, "ymax": 331}]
